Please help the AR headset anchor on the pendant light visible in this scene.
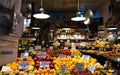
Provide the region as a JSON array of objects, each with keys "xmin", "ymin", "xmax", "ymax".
[
  {"xmin": 33, "ymin": 0, "xmax": 50, "ymax": 19},
  {"xmin": 71, "ymin": 0, "xmax": 86, "ymax": 21},
  {"xmin": 98, "ymin": 29, "xmax": 105, "ymax": 33},
  {"xmin": 31, "ymin": 24, "xmax": 40, "ymax": 30},
  {"xmin": 107, "ymin": 25, "xmax": 117, "ymax": 30}
]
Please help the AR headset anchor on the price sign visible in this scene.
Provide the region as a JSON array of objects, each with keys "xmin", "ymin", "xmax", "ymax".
[
  {"xmin": 92, "ymin": 47, "xmax": 95, "ymax": 49},
  {"xmin": 44, "ymin": 61, "xmax": 49, "ymax": 67},
  {"xmin": 58, "ymin": 55, "xmax": 66, "ymax": 58},
  {"xmin": 42, "ymin": 47, "xmax": 46, "ymax": 50},
  {"xmin": 82, "ymin": 55, "xmax": 90, "ymax": 60},
  {"xmin": 40, "ymin": 61, "xmax": 44, "ymax": 68},
  {"xmin": 71, "ymin": 46, "xmax": 76, "ymax": 49},
  {"xmin": 49, "ymin": 46, "xmax": 53, "ymax": 49},
  {"xmin": 75, "ymin": 63, "xmax": 84, "ymax": 70},
  {"xmin": 19, "ymin": 61, "xmax": 29, "ymax": 70},
  {"xmin": 21, "ymin": 52, "xmax": 29, "ymax": 58},
  {"xmin": 79, "ymin": 46, "xmax": 81, "ymax": 49},
  {"xmin": 88, "ymin": 65, "xmax": 95, "ymax": 72},
  {"xmin": 64, "ymin": 47, "xmax": 68, "ymax": 50},
  {"xmin": 35, "ymin": 45, "xmax": 41, "ymax": 50},
  {"xmin": 60, "ymin": 65, "xmax": 67, "ymax": 72},
  {"xmin": 1, "ymin": 66, "xmax": 11, "ymax": 72},
  {"xmin": 40, "ymin": 61, "xmax": 49, "ymax": 68},
  {"xmin": 37, "ymin": 52, "xmax": 46, "ymax": 58},
  {"xmin": 82, "ymin": 46, "xmax": 85, "ymax": 49},
  {"xmin": 86, "ymin": 46, "xmax": 90, "ymax": 49}
]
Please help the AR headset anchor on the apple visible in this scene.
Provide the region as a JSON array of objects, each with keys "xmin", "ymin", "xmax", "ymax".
[
  {"xmin": 36, "ymin": 61, "xmax": 40, "ymax": 64},
  {"xmin": 34, "ymin": 57, "xmax": 38, "ymax": 61}
]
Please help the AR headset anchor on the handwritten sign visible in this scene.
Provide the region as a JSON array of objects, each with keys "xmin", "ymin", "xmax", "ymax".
[
  {"xmin": 86, "ymin": 46, "xmax": 90, "ymax": 49},
  {"xmin": 79, "ymin": 46, "xmax": 81, "ymax": 49},
  {"xmin": 71, "ymin": 46, "xmax": 76, "ymax": 49},
  {"xmin": 42, "ymin": 47, "xmax": 46, "ymax": 50},
  {"xmin": 21, "ymin": 52, "xmax": 29, "ymax": 58},
  {"xmin": 40, "ymin": 61, "xmax": 49, "ymax": 68},
  {"xmin": 49, "ymin": 46, "xmax": 53, "ymax": 49},
  {"xmin": 37, "ymin": 52, "xmax": 46, "ymax": 58},
  {"xmin": 35, "ymin": 45, "xmax": 41, "ymax": 50},
  {"xmin": 64, "ymin": 47, "xmax": 68, "ymax": 50},
  {"xmin": 60, "ymin": 65, "xmax": 67, "ymax": 72},
  {"xmin": 1, "ymin": 66, "xmax": 11, "ymax": 72},
  {"xmin": 88, "ymin": 65, "xmax": 95, "ymax": 72},
  {"xmin": 19, "ymin": 61, "xmax": 29, "ymax": 70},
  {"xmin": 82, "ymin": 55, "xmax": 90, "ymax": 60},
  {"xmin": 92, "ymin": 47, "xmax": 95, "ymax": 49},
  {"xmin": 75, "ymin": 63, "xmax": 84, "ymax": 70},
  {"xmin": 58, "ymin": 55, "xmax": 66, "ymax": 58}
]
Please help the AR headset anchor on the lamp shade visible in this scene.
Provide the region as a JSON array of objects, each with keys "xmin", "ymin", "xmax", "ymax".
[
  {"xmin": 84, "ymin": 18, "xmax": 90, "ymax": 25},
  {"xmin": 98, "ymin": 29, "xmax": 105, "ymax": 33},
  {"xmin": 107, "ymin": 25, "xmax": 117, "ymax": 30},
  {"xmin": 31, "ymin": 27, "xmax": 40, "ymax": 30},
  {"xmin": 33, "ymin": 8, "xmax": 50, "ymax": 19},
  {"xmin": 71, "ymin": 12, "xmax": 86, "ymax": 21},
  {"xmin": 31, "ymin": 24, "xmax": 40, "ymax": 30}
]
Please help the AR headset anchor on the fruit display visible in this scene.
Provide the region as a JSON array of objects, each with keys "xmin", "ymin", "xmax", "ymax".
[
  {"xmin": 18, "ymin": 39, "xmax": 30, "ymax": 51},
  {"xmin": 53, "ymin": 56, "xmax": 74, "ymax": 70},
  {"xmin": 60, "ymin": 49, "xmax": 70, "ymax": 55},
  {"xmin": 70, "ymin": 69, "xmax": 92, "ymax": 75},
  {"xmin": 4, "ymin": 56, "xmax": 35, "ymax": 74},
  {"xmin": 47, "ymin": 49, "xmax": 54, "ymax": 56},
  {"xmin": 33, "ymin": 55, "xmax": 54, "ymax": 69},
  {"xmin": 112, "ymin": 43, "xmax": 120, "ymax": 51},
  {"xmin": 92, "ymin": 40, "xmax": 110, "ymax": 48},
  {"xmin": 70, "ymin": 48, "xmax": 81, "ymax": 56},
  {"xmin": 0, "ymin": 46, "xmax": 118, "ymax": 75},
  {"xmin": 56, "ymin": 70, "xmax": 71, "ymax": 75},
  {"xmin": 33, "ymin": 68, "xmax": 56, "ymax": 75}
]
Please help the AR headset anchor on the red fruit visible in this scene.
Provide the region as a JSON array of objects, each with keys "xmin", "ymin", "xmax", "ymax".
[
  {"xmin": 49, "ymin": 65, "xmax": 53, "ymax": 68},
  {"xmin": 34, "ymin": 57, "xmax": 38, "ymax": 61},
  {"xmin": 36, "ymin": 63, "xmax": 40, "ymax": 67},
  {"xmin": 36, "ymin": 61, "xmax": 40, "ymax": 64}
]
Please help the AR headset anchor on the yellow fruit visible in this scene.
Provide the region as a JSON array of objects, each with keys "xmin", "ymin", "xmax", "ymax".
[{"xmin": 19, "ymin": 71, "xmax": 25, "ymax": 75}]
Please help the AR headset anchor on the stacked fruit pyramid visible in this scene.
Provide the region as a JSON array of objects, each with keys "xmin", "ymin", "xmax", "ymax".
[{"xmin": 0, "ymin": 48, "xmax": 115, "ymax": 75}]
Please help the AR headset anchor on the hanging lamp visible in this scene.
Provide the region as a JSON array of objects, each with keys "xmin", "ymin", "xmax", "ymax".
[
  {"xmin": 107, "ymin": 25, "xmax": 117, "ymax": 30},
  {"xmin": 33, "ymin": 0, "xmax": 50, "ymax": 19},
  {"xmin": 71, "ymin": 0, "xmax": 86, "ymax": 21},
  {"xmin": 31, "ymin": 24, "xmax": 40, "ymax": 30}
]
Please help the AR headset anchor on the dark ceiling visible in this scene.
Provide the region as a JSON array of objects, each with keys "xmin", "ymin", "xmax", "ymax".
[
  {"xmin": 20, "ymin": 0, "xmax": 111, "ymax": 36},
  {"xmin": 31, "ymin": 0, "xmax": 109, "ymax": 12}
]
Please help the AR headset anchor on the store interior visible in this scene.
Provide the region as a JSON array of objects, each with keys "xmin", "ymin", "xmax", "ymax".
[{"xmin": 0, "ymin": 0, "xmax": 120, "ymax": 75}]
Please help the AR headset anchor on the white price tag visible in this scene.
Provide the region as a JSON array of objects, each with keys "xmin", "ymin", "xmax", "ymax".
[
  {"xmin": 71, "ymin": 46, "xmax": 76, "ymax": 49},
  {"xmin": 1, "ymin": 66, "xmax": 11, "ymax": 72},
  {"xmin": 49, "ymin": 46, "xmax": 53, "ymax": 49},
  {"xmin": 40, "ymin": 61, "xmax": 49, "ymax": 68},
  {"xmin": 82, "ymin": 46, "xmax": 85, "ymax": 48},
  {"xmin": 58, "ymin": 55, "xmax": 66, "ymax": 58},
  {"xmin": 88, "ymin": 65, "xmax": 95, "ymax": 72},
  {"xmin": 92, "ymin": 47, "xmax": 95, "ymax": 49},
  {"xmin": 64, "ymin": 47, "xmax": 68, "ymax": 50},
  {"xmin": 35, "ymin": 45, "xmax": 41, "ymax": 50},
  {"xmin": 87, "ymin": 46, "xmax": 89, "ymax": 49},
  {"xmin": 19, "ymin": 61, "xmax": 29, "ymax": 70},
  {"xmin": 82, "ymin": 55, "xmax": 90, "ymax": 60},
  {"xmin": 60, "ymin": 65, "xmax": 67, "ymax": 72},
  {"xmin": 37, "ymin": 52, "xmax": 46, "ymax": 58},
  {"xmin": 21, "ymin": 52, "xmax": 29, "ymax": 58},
  {"xmin": 75, "ymin": 63, "xmax": 84, "ymax": 70},
  {"xmin": 79, "ymin": 46, "xmax": 81, "ymax": 49},
  {"xmin": 44, "ymin": 61, "xmax": 49, "ymax": 67},
  {"xmin": 42, "ymin": 47, "xmax": 46, "ymax": 50}
]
